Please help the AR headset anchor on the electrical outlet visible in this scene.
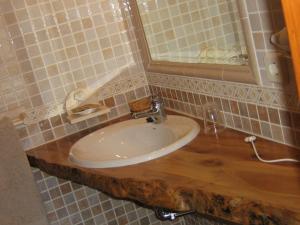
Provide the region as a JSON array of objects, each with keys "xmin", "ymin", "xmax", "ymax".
[{"xmin": 264, "ymin": 52, "xmax": 289, "ymax": 84}]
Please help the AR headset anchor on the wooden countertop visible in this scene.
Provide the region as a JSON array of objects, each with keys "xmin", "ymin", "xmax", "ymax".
[{"xmin": 26, "ymin": 112, "xmax": 300, "ymax": 225}]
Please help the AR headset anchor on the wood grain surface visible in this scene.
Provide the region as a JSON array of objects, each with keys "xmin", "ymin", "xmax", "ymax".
[
  {"xmin": 281, "ymin": 0, "xmax": 300, "ymax": 97},
  {"xmin": 26, "ymin": 112, "xmax": 300, "ymax": 225}
]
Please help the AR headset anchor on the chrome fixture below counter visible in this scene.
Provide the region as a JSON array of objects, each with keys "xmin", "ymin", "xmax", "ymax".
[{"xmin": 154, "ymin": 208, "xmax": 195, "ymax": 221}]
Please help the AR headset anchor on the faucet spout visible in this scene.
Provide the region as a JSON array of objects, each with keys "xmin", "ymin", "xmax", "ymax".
[
  {"xmin": 132, "ymin": 109, "xmax": 157, "ymax": 119},
  {"xmin": 131, "ymin": 96, "xmax": 166, "ymax": 124}
]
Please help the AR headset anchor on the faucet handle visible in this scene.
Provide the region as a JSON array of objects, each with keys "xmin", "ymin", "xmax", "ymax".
[
  {"xmin": 151, "ymin": 95, "xmax": 163, "ymax": 109},
  {"xmin": 151, "ymin": 95, "xmax": 165, "ymax": 120}
]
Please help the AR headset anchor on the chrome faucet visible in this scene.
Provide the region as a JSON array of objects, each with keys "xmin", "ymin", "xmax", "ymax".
[{"xmin": 132, "ymin": 96, "xmax": 166, "ymax": 124}]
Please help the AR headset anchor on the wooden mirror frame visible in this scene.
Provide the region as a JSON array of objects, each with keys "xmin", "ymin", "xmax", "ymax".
[{"xmin": 130, "ymin": 0, "xmax": 260, "ymax": 84}]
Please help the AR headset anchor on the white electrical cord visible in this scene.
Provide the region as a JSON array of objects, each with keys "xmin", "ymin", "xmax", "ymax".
[{"xmin": 244, "ymin": 136, "xmax": 299, "ymax": 163}]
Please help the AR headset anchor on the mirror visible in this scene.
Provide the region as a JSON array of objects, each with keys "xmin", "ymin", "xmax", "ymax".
[
  {"xmin": 137, "ymin": 0, "xmax": 248, "ymax": 65},
  {"xmin": 131, "ymin": 0, "xmax": 260, "ymax": 84}
]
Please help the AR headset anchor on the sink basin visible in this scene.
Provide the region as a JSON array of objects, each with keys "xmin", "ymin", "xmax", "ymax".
[{"xmin": 69, "ymin": 115, "xmax": 200, "ymax": 168}]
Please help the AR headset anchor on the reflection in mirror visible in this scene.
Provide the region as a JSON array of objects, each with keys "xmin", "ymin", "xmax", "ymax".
[{"xmin": 137, "ymin": 0, "xmax": 248, "ymax": 66}]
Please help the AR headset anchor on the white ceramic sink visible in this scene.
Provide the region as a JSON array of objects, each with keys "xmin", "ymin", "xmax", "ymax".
[{"xmin": 69, "ymin": 115, "xmax": 200, "ymax": 168}]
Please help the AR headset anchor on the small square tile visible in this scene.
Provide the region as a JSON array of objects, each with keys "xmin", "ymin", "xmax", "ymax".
[
  {"xmin": 247, "ymin": 104, "xmax": 258, "ymax": 119},
  {"xmin": 230, "ymin": 101, "xmax": 239, "ymax": 114},
  {"xmin": 268, "ymin": 108, "xmax": 280, "ymax": 124},
  {"xmin": 50, "ymin": 115, "xmax": 63, "ymax": 127},
  {"xmin": 39, "ymin": 119, "xmax": 51, "ymax": 131},
  {"xmin": 257, "ymin": 106, "xmax": 269, "ymax": 122},
  {"xmin": 279, "ymin": 110, "xmax": 292, "ymax": 127},
  {"xmin": 251, "ymin": 119, "xmax": 261, "ymax": 135},
  {"xmin": 260, "ymin": 122, "xmax": 272, "ymax": 138},
  {"xmin": 104, "ymin": 97, "xmax": 115, "ymax": 107}
]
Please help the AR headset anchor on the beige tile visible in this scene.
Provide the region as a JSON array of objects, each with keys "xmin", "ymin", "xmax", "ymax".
[
  {"xmin": 282, "ymin": 127, "xmax": 296, "ymax": 146},
  {"xmin": 17, "ymin": 127, "xmax": 28, "ymax": 138},
  {"xmin": 82, "ymin": 18, "xmax": 93, "ymax": 29},
  {"xmin": 279, "ymin": 110, "xmax": 292, "ymax": 127},
  {"xmin": 271, "ymin": 124, "xmax": 284, "ymax": 142},
  {"xmin": 53, "ymin": 126, "xmax": 65, "ymax": 138},
  {"xmin": 28, "ymin": 91, "xmax": 42, "ymax": 106},
  {"xmin": 102, "ymin": 48, "xmax": 113, "ymax": 59},
  {"xmin": 250, "ymin": 119, "xmax": 261, "ymax": 135},
  {"xmin": 257, "ymin": 106, "xmax": 269, "ymax": 122},
  {"xmin": 26, "ymin": 0, "xmax": 37, "ymax": 6},
  {"xmin": 47, "ymin": 65, "xmax": 59, "ymax": 76},
  {"xmin": 38, "ymin": 119, "xmax": 51, "ymax": 131},
  {"xmin": 268, "ymin": 108, "xmax": 280, "ymax": 125},
  {"xmin": 4, "ymin": 12, "xmax": 17, "ymax": 25},
  {"xmin": 253, "ymin": 32, "xmax": 265, "ymax": 49},
  {"xmin": 50, "ymin": 115, "xmax": 63, "ymax": 127}
]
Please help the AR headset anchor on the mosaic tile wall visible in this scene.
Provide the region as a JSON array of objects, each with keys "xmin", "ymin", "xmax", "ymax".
[
  {"xmin": 137, "ymin": 0, "xmax": 247, "ymax": 65},
  {"xmin": 18, "ymin": 85, "xmax": 150, "ymax": 150},
  {"xmin": 2, "ymin": 0, "xmax": 295, "ymax": 151},
  {"xmin": 32, "ymin": 167, "xmax": 187, "ymax": 225},
  {"xmin": 146, "ymin": 0, "xmax": 300, "ymax": 149},
  {"xmin": 245, "ymin": 0, "xmax": 291, "ymax": 87},
  {"xmin": 0, "ymin": 0, "xmax": 150, "ymax": 150}
]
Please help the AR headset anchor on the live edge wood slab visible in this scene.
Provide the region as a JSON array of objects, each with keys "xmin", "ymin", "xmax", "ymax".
[{"xmin": 26, "ymin": 112, "xmax": 300, "ymax": 225}]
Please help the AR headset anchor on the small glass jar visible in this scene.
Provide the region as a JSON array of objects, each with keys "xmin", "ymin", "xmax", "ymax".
[{"xmin": 202, "ymin": 102, "xmax": 225, "ymax": 134}]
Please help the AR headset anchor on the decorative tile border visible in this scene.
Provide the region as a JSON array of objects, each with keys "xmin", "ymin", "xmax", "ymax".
[{"xmin": 148, "ymin": 73, "xmax": 299, "ymax": 112}]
